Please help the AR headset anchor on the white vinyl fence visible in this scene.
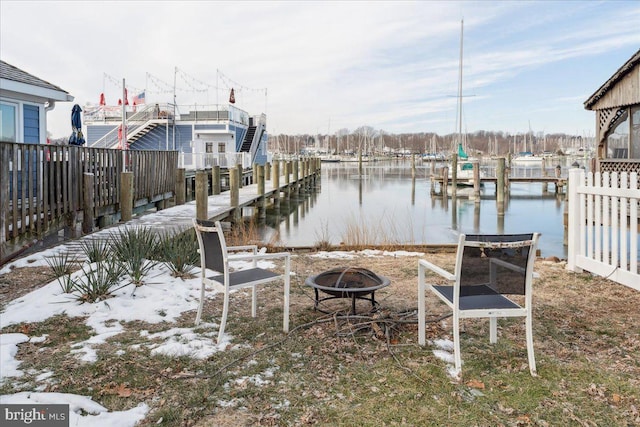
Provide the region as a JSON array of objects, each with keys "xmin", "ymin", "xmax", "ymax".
[{"xmin": 566, "ymin": 168, "xmax": 639, "ymax": 290}]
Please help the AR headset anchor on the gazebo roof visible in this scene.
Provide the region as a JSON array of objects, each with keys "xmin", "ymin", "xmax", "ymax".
[{"xmin": 584, "ymin": 49, "xmax": 640, "ymax": 110}]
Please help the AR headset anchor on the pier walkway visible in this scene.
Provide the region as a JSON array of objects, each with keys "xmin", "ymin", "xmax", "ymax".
[{"xmin": 2, "ymin": 171, "xmax": 318, "ymax": 266}]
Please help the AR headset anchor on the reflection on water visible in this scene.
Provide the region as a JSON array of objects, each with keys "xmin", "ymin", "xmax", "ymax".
[{"xmin": 261, "ymin": 160, "xmax": 570, "ymax": 257}]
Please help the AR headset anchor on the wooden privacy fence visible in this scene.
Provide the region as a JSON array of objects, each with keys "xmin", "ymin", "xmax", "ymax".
[
  {"xmin": 566, "ymin": 168, "xmax": 639, "ymax": 290},
  {"xmin": 0, "ymin": 141, "xmax": 177, "ymax": 263}
]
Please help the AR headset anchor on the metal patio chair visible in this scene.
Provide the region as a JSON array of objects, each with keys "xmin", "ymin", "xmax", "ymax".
[
  {"xmin": 193, "ymin": 219, "xmax": 290, "ymax": 344},
  {"xmin": 418, "ymin": 233, "xmax": 541, "ymax": 376}
]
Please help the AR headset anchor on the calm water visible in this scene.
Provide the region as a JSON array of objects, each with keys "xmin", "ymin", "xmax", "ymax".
[{"xmin": 262, "ymin": 160, "xmax": 570, "ymax": 257}]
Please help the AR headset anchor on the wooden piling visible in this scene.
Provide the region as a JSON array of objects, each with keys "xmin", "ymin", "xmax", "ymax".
[
  {"xmin": 496, "ymin": 158, "xmax": 505, "ymax": 215},
  {"xmin": 451, "ymin": 154, "xmax": 458, "ymax": 197},
  {"xmin": 212, "ymin": 165, "xmax": 221, "ymax": 195},
  {"xmin": 229, "ymin": 166, "xmax": 240, "ymax": 222},
  {"xmin": 195, "ymin": 170, "xmax": 208, "ymax": 220},
  {"xmin": 272, "ymin": 161, "xmax": 280, "ymax": 209},
  {"xmin": 236, "ymin": 166, "xmax": 243, "ymax": 189},
  {"xmin": 293, "ymin": 160, "xmax": 299, "ymax": 194},
  {"xmin": 121, "ymin": 171, "xmax": 133, "ymax": 222},
  {"xmin": 175, "ymin": 168, "xmax": 186, "ymax": 205},
  {"xmin": 411, "ymin": 154, "xmax": 416, "ymax": 178},
  {"xmin": 257, "ymin": 164, "xmax": 266, "ymax": 220},
  {"xmin": 473, "ymin": 163, "xmax": 480, "ymax": 202}
]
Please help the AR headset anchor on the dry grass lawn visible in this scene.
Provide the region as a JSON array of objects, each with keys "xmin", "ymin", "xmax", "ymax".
[{"xmin": 1, "ymin": 249, "xmax": 639, "ymax": 426}]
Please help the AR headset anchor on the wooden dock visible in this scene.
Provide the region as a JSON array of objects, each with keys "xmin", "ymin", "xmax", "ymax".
[
  {"xmin": 0, "ymin": 154, "xmax": 321, "ymax": 265},
  {"xmin": 429, "ymin": 160, "xmax": 567, "ymax": 198}
]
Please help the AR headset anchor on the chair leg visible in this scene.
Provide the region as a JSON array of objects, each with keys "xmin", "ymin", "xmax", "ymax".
[
  {"xmin": 251, "ymin": 285, "xmax": 257, "ymax": 317},
  {"xmin": 195, "ymin": 282, "xmax": 205, "ymax": 325},
  {"xmin": 525, "ymin": 314, "xmax": 537, "ymax": 376},
  {"xmin": 453, "ymin": 312, "xmax": 462, "ymax": 374},
  {"xmin": 217, "ymin": 291, "xmax": 230, "ymax": 344},
  {"xmin": 490, "ymin": 317, "xmax": 497, "ymax": 344},
  {"xmin": 283, "ymin": 259, "xmax": 290, "ymax": 333},
  {"xmin": 418, "ymin": 264, "xmax": 426, "ymax": 346}
]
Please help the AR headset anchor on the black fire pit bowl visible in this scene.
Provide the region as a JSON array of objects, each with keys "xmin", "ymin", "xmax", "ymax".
[{"xmin": 305, "ymin": 267, "xmax": 391, "ymax": 314}]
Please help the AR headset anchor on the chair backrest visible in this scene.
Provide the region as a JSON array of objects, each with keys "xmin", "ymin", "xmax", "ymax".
[
  {"xmin": 193, "ymin": 219, "xmax": 228, "ymax": 274},
  {"xmin": 455, "ymin": 233, "xmax": 539, "ymax": 296}
]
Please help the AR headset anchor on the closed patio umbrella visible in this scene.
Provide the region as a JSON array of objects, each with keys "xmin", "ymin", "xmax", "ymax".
[{"xmin": 69, "ymin": 104, "xmax": 86, "ymax": 146}]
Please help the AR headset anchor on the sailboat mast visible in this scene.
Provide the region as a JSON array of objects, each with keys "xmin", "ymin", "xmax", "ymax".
[{"xmin": 457, "ymin": 19, "xmax": 464, "ymax": 150}]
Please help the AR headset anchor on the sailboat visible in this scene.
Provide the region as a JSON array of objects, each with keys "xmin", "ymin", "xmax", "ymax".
[
  {"xmin": 512, "ymin": 124, "xmax": 543, "ymax": 164},
  {"xmin": 448, "ymin": 19, "xmax": 481, "ymax": 187}
]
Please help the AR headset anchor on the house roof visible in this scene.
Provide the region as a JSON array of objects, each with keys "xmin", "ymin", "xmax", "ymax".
[
  {"xmin": 584, "ymin": 49, "xmax": 640, "ymax": 110},
  {"xmin": 0, "ymin": 60, "xmax": 73, "ymax": 102}
]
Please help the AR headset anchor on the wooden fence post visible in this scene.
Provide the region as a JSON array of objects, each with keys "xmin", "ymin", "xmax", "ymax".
[
  {"xmin": 83, "ymin": 172, "xmax": 95, "ymax": 234},
  {"xmin": 566, "ymin": 168, "xmax": 583, "ymax": 272}
]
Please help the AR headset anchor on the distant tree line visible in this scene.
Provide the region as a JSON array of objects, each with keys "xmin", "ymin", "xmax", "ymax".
[{"xmin": 269, "ymin": 127, "xmax": 592, "ymax": 156}]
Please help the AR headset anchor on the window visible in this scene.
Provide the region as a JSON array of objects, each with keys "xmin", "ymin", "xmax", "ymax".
[
  {"xmin": 0, "ymin": 101, "xmax": 17, "ymax": 142},
  {"xmin": 631, "ymin": 106, "xmax": 640, "ymax": 158},
  {"xmin": 606, "ymin": 109, "xmax": 629, "ymax": 159},
  {"xmin": 205, "ymin": 142, "xmax": 214, "ymax": 153},
  {"xmin": 606, "ymin": 106, "xmax": 640, "ymax": 159},
  {"xmin": 218, "ymin": 142, "xmax": 226, "ymax": 153}
]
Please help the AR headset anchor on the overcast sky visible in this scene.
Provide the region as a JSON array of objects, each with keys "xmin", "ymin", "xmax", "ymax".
[{"xmin": 1, "ymin": 1, "xmax": 639, "ymax": 139}]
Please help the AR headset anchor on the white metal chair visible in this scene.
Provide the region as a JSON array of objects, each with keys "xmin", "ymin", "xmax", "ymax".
[
  {"xmin": 418, "ymin": 233, "xmax": 540, "ymax": 376},
  {"xmin": 193, "ymin": 219, "xmax": 290, "ymax": 344}
]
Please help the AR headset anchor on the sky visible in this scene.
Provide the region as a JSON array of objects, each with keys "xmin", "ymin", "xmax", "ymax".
[
  {"xmin": 1, "ymin": 1, "xmax": 639, "ymax": 140},
  {"xmin": 0, "ymin": 223, "xmax": 451, "ymax": 424}
]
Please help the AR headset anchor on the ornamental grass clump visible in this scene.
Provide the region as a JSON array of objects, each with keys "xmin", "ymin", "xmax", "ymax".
[
  {"xmin": 156, "ymin": 229, "xmax": 199, "ymax": 279},
  {"xmin": 70, "ymin": 258, "xmax": 127, "ymax": 303},
  {"xmin": 110, "ymin": 226, "xmax": 158, "ymax": 286},
  {"xmin": 45, "ymin": 252, "xmax": 77, "ymax": 293},
  {"xmin": 79, "ymin": 238, "xmax": 111, "ymax": 264}
]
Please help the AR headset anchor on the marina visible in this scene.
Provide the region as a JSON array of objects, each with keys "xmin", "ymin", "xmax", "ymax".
[{"xmin": 261, "ymin": 160, "xmax": 573, "ymax": 257}]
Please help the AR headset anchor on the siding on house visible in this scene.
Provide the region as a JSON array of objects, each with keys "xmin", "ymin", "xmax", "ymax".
[
  {"xmin": 0, "ymin": 60, "xmax": 73, "ymax": 144},
  {"xmin": 23, "ymin": 104, "xmax": 40, "ymax": 143}
]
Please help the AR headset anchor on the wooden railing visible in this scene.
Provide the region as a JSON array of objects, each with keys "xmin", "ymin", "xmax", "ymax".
[{"xmin": 0, "ymin": 141, "xmax": 177, "ymax": 263}]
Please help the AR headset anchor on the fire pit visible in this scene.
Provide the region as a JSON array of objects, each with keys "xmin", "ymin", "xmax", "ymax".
[{"xmin": 305, "ymin": 267, "xmax": 391, "ymax": 314}]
